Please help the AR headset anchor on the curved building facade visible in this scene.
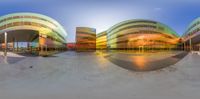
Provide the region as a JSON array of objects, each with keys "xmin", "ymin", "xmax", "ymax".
[
  {"xmin": 107, "ymin": 19, "xmax": 179, "ymax": 50},
  {"xmin": 0, "ymin": 12, "xmax": 67, "ymax": 55},
  {"xmin": 183, "ymin": 17, "xmax": 200, "ymax": 51},
  {"xmin": 96, "ymin": 31, "xmax": 107, "ymax": 50}
]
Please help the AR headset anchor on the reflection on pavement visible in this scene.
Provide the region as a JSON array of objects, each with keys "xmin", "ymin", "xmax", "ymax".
[
  {"xmin": 133, "ymin": 56, "xmax": 147, "ymax": 70},
  {"xmin": 105, "ymin": 51, "xmax": 188, "ymax": 71}
]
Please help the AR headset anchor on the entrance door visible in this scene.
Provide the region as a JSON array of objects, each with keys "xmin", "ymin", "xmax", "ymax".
[{"xmin": 139, "ymin": 46, "xmax": 144, "ymax": 52}]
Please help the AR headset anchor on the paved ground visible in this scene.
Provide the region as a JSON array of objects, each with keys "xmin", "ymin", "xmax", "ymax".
[
  {"xmin": 0, "ymin": 52, "xmax": 26, "ymax": 64},
  {"xmin": 105, "ymin": 51, "xmax": 188, "ymax": 71},
  {"xmin": 0, "ymin": 51, "xmax": 200, "ymax": 99}
]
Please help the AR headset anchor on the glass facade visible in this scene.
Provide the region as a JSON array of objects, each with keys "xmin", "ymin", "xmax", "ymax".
[
  {"xmin": 0, "ymin": 12, "xmax": 67, "ymax": 56},
  {"xmin": 183, "ymin": 17, "xmax": 200, "ymax": 51},
  {"xmin": 107, "ymin": 19, "xmax": 180, "ymax": 50},
  {"xmin": 96, "ymin": 31, "xmax": 107, "ymax": 50},
  {"xmin": 76, "ymin": 27, "xmax": 96, "ymax": 51}
]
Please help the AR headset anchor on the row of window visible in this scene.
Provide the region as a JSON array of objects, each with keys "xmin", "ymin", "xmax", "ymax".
[
  {"xmin": 76, "ymin": 42, "xmax": 96, "ymax": 44},
  {"xmin": 97, "ymin": 32, "xmax": 106, "ymax": 37},
  {"xmin": 76, "ymin": 32, "xmax": 96, "ymax": 36},
  {"xmin": 96, "ymin": 44, "xmax": 106, "ymax": 47},
  {"xmin": 77, "ymin": 36, "xmax": 96, "ymax": 40},
  {"xmin": 96, "ymin": 41, "xmax": 106, "ymax": 44},
  {"xmin": 96, "ymin": 40, "xmax": 106, "ymax": 43},
  {"xmin": 76, "ymin": 40, "xmax": 96, "ymax": 43},
  {"xmin": 97, "ymin": 36, "xmax": 106, "ymax": 41},
  {"xmin": 108, "ymin": 39, "xmax": 175, "ymax": 46},
  {"xmin": 185, "ymin": 27, "xmax": 200, "ymax": 38},
  {"xmin": 107, "ymin": 24, "xmax": 159, "ymax": 37},
  {"xmin": 0, "ymin": 21, "xmax": 65, "ymax": 42},
  {"xmin": 0, "ymin": 15, "xmax": 58, "ymax": 28},
  {"xmin": 187, "ymin": 21, "xmax": 200, "ymax": 33},
  {"xmin": 39, "ymin": 34, "xmax": 63, "ymax": 44},
  {"xmin": 108, "ymin": 20, "xmax": 157, "ymax": 32},
  {"xmin": 96, "ymin": 45, "xmax": 107, "ymax": 48},
  {"xmin": 76, "ymin": 32, "xmax": 96, "ymax": 44},
  {"xmin": 107, "ymin": 31, "xmax": 175, "ymax": 42}
]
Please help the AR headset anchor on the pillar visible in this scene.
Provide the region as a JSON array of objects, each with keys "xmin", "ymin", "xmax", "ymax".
[
  {"xmin": 13, "ymin": 38, "xmax": 15, "ymax": 52},
  {"xmin": 16, "ymin": 40, "xmax": 18, "ymax": 52},
  {"xmin": 190, "ymin": 38, "xmax": 192, "ymax": 51},
  {"xmin": 184, "ymin": 42, "xmax": 186, "ymax": 51},
  {"xmin": 4, "ymin": 32, "xmax": 7, "ymax": 56}
]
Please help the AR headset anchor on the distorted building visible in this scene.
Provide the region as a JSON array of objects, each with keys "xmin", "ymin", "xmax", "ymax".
[
  {"xmin": 183, "ymin": 17, "xmax": 200, "ymax": 51},
  {"xmin": 76, "ymin": 27, "xmax": 96, "ymax": 51},
  {"xmin": 0, "ymin": 12, "xmax": 67, "ymax": 56},
  {"xmin": 96, "ymin": 31, "xmax": 107, "ymax": 50},
  {"xmin": 106, "ymin": 19, "xmax": 180, "ymax": 50}
]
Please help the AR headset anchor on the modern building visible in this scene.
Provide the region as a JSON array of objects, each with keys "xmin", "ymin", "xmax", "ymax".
[
  {"xmin": 96, "ymin": 31, "xmax": 107, "ymax": 50},
  {"xmin": 76, "ymin": 27, "xmax": 96, "ymax": 51},
  {"xmin": 106, "ymin": 19, "xmax": 180, "ymax": 51},
  {"xmin": 182, "ymin": 17, "xmax": 200, "ymax": 51},
  {"xmin": 0, "ymin": 12, "xmax": 67, "ymax": 56}
]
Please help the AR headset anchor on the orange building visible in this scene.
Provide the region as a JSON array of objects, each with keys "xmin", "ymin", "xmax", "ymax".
[{"xmin": 76, "ymin": 27, "xmax": 96, "ymax": 51}]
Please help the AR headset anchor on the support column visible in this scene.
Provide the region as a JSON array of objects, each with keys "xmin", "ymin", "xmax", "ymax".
[
  {"xmin": 199, "ymin": 45, "xmax": 200, "ymax": 51},
  {"xmin": 189, "ymin": 33, "xmax": 192, "ymax": 51},
  {"xmin": 13, "ymin": 38, "xmax": 15, "ymax": 52},
  {"xmin": 184, "ymin": 42, "xmax": 186, "ymax": 51},
  {"xmin": 17, "ymin": 40, "xmax": 18, "ymax": 52},
  {"xmin": 27, "ymin": 42, "xmax": 30, "ymax": 51},
  {"xmin": 46, "ymin": 45, "xmax": 48, "ymax": 55},
  {"xmin": 30, "ymin": 42, "xmax": 32, "ymax": 53},
  {"xmin": 4, "ymin": 32, "xmax": 7, "ymax": 56},
  {"xmin": 190, "ymin": 38, "xmax": 192, "ymax": 51}
]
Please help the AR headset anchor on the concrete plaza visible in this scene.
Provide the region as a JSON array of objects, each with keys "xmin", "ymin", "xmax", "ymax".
[{"xmin": 0, "ymin": 51, "xmax": 200, "ymax": 99}]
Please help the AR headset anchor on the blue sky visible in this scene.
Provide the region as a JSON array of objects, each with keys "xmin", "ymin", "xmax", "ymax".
[{"xmin": 0, "ymin": 0, "xmax": 200, "ymax": 42}]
